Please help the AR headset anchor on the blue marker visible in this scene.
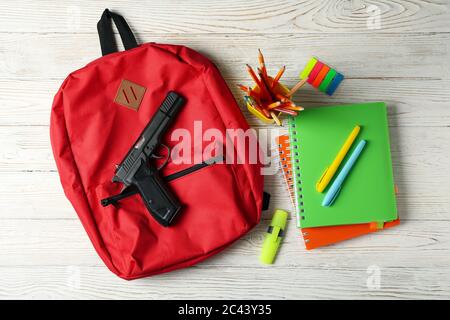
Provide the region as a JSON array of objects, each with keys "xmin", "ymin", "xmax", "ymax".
[{"xmin": 322, "ymin": 140, "xmax": 367, "ymax": 207}]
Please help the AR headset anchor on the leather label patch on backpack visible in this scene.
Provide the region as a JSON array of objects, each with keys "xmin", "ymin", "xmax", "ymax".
[{"xmin": 114, "ymin": 79, "xmax": 146, "ymax": 110}]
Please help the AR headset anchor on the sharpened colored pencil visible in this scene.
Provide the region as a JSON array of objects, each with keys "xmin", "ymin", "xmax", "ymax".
[
  {"xmin": 238, "ymin": 84, "xmax": 262, "ymax": 101},
  {"xmin": 238, "ymin": 84, "xmax": 251, "ymax": 93},
  {"xmin": 258, "ymin": 49, "xmax": 267, "ymax": 78},
  {"xmin": 288, "ymin": 78, "xmax": 308, "ymax": 96},
  {"xmin": 246, "ymin": 64, "xmax": 263, "ymax": 87},
  {"xmin": 270, "ymin": 111, "xmax": 282, "ymax": 126},
  {"xmin": 285, "ymin": 104, "xmax": 304, "ymax": 111},
  {"xmin": 275, "ymin": 92, "xmax": 290, "ymax": 102},
  {"xmin": 273, "ymin": 106, "xmax": 298, "ymax": 116},
  {"xmin": 250, "ymin": 92, "xmax": 262, "ymax": 105},
  {"xmin": 246, "ymin": 96, "xmax": 268, "ymax": 116},
  {"xmin": 267, "ymin": 101, "xmax": 281, "ymax": 109},
  {"xmin": 247, "ymin": 95, "xmax": 269, "ymax": 116},
  {"xmin": 271, "ymin": 65, "xmax": 286, "ymax": 89},
  {"xmin": 245, "ymin": 95, "xmax": 261, "ymax": 108},
  {"xmin": 246, "ymin": 64, "xmax": 271, "ymax": 100},
  {"xmin": 278, "ymin": 101, "xmax": 293, "ymax": 108},
  {"xmin": 258, "ymin": 68, "xmax": 276, "ymax": 101},
  {"xmin": 243, "ymin": 49, "xmax": 306, "ymax": 124}
]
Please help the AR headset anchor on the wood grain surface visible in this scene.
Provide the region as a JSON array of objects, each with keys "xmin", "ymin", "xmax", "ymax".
[{"xmin": 0, "ymin": 0, "xmax": 449, "ymax": 299}]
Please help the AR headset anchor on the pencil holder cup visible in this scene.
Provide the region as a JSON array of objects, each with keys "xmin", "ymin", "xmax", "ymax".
[{"xmin": 246, "ymin": 78, "xmax": 290, "ymax": 124}]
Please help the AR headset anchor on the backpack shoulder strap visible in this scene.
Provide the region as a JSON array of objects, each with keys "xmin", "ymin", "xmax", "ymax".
[{"xmin": 97, "ymin": 9, "xmax": 138, "ymax": 56}]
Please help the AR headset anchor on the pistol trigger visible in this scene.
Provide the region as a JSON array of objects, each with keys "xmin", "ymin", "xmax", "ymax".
[{"xmin": 151, "ymin": 154, "xmax": 164, "ymax": 159}]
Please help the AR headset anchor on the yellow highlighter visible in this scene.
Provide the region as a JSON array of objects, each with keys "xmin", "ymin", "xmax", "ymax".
[{"xmin": 316, "ymin": 125, "xmax": 361, "ymax": 192}]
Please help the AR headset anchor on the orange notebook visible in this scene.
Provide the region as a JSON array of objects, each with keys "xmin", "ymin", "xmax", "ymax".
[{"xmin": 276, "ymin": 135, "xmax": 400, "ymax": 250}]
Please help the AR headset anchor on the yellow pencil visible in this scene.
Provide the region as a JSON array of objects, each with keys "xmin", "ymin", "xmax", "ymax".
[{"xmin": 270, "ymin": 111, "xmax": 282, "ymax": 126}]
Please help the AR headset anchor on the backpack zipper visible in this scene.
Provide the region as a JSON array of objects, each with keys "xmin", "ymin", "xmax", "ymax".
[
  {"xmin": 101, "ymin": 155, "xmax": 223, "ymax": 206},
  {"xmin": 165, "ymin": 154, "xmax": 223, "ymax": 182}
]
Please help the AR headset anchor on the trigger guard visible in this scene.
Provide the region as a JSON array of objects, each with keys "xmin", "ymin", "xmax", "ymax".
[{"xmin": 155, "ymin": 144, "xmax": 171, "ymax": 170}]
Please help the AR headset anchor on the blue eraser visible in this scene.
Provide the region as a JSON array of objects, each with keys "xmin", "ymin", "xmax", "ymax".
[{"xmin": 326, "ymin": 73, "xmax": 344, "ymax": 96}]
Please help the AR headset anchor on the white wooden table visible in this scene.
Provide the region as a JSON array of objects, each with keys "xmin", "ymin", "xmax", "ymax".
[{"xmin": 1, "ymin": 0, "xmax": 449, "ymax": 299}]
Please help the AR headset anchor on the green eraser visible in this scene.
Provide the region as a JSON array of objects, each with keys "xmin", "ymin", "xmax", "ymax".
[
  {"xmin": 260, "ymin": 209, "xmax": 288, "ymax": 265},
  {"xmin": 318, "ymin": 68, "xmax": 337, "ymax": 92}
]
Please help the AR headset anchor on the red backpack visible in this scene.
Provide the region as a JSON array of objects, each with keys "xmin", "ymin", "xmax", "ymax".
[{"xmin": 50, "ymin": 9, "xmax": 264, "ymax": 280}]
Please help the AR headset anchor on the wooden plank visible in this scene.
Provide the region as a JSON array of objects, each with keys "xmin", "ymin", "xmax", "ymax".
[
  {"xmin": 0, "ymin": 169, "xmax": 449, "ymax": 221},
  {"xmin": 0, "ymin": 123, "xmax": 449, "ymax": 220},
  {"xmin": 1, "ymin": 33, "xmax": 449, "ymax": 81},
  {"xmin": 0, "ymin": 218, "xmax": 449, "ymax": 268},
  {"xmin": 0, "ymin": 124, "xmax": 449, "ymax": 220},
  {"xmin": 0, "ymin": 0, "xmax": 449, "ymax": 34},
  {"xmin": 1, "ymin": 0, "xmax": 449, "ymax": 301},
  {"xmin": 0, "ymin": 264, "xmax": 448, "ymax": 299},
  {"xmin": 0, "ymin": 78, "xmax": 449, "ymax": 127},
  {"xmin": 0, "ymin": 168, "xmax": 439, "ymax": 220},
  {"xmin": 1, "ymin": 124, "xmax": 449, "ymax": 176}
]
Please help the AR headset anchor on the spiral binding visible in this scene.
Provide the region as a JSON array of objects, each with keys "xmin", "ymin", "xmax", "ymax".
[
  {"xmin": 289, "ymin": 119, "xmax": 305, "ymax": 224},
  {"xmin": 275, "ymin": 136, "xmax": 296, "ymax": 209}
]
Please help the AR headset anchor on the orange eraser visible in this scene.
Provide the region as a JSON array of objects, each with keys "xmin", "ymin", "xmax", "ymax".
[{"xmin": 312, "ymin": 65, "xmax": 330, "ymax": 88}]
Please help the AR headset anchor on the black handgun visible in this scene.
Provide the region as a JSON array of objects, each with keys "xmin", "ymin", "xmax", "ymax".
[{"xmin": 102, "ymin": 91, "xmax": 185, "ymax": 227}]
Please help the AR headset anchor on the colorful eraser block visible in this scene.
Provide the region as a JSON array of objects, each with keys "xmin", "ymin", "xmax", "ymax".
[
  {"xmin": 307, "ymin": 61, "xmax": 324, "ymax": 84},
  {"xmin": 300, "ymin": 57, "xmax": 317, "ymax": 79},
  {"xmin": 325, "ymin": 72, "xmax": 344, "ymax": 96},
  {"xmin": 300, "ymin": 57, "xmax": 344, "ymax": 95},
  {"xmin": 312, "ymin": 65, "xmax": 330, "ymax": 88},
  {"xmin": 318, "ymin": 69, "xmax": 337, "ymax": 92}
]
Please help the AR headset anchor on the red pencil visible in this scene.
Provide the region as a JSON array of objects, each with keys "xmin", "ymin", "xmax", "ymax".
[
  {"xmin": 258, "ymin": 68, "xmax": 276, "ymax": 101},
  {"xmin": 237, "ymin": 84, "xmax": 251, "ymax": 94},
  {"xmin": 275, "ymin": 92, "xmax": 290, "ymax": 102},
  {"xmin": 246, "ymin": 64, "xmax": 263, "ymax": 88},
  {"xmin": 238, "ymin": 84, "xmax": 261, "ymax": 100},
  {"xmin": 246, "ymin": 64, "xmax": 271, "ymax": 100}
]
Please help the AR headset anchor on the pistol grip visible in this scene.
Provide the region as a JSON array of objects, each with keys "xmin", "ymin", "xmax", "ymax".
[{"xmin": 132, "ymin": 163, "xmax": 181, "ymax": 227}]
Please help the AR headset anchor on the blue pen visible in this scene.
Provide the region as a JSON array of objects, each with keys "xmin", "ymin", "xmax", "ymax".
[{"xmin": 322, "ymin": 140, "xmax": 367, "ymax": 207}]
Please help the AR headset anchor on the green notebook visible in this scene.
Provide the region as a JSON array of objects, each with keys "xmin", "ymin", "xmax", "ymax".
[{"xmin": 288, "ymin": 102, "xmax": 397, "ymax": 228}]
